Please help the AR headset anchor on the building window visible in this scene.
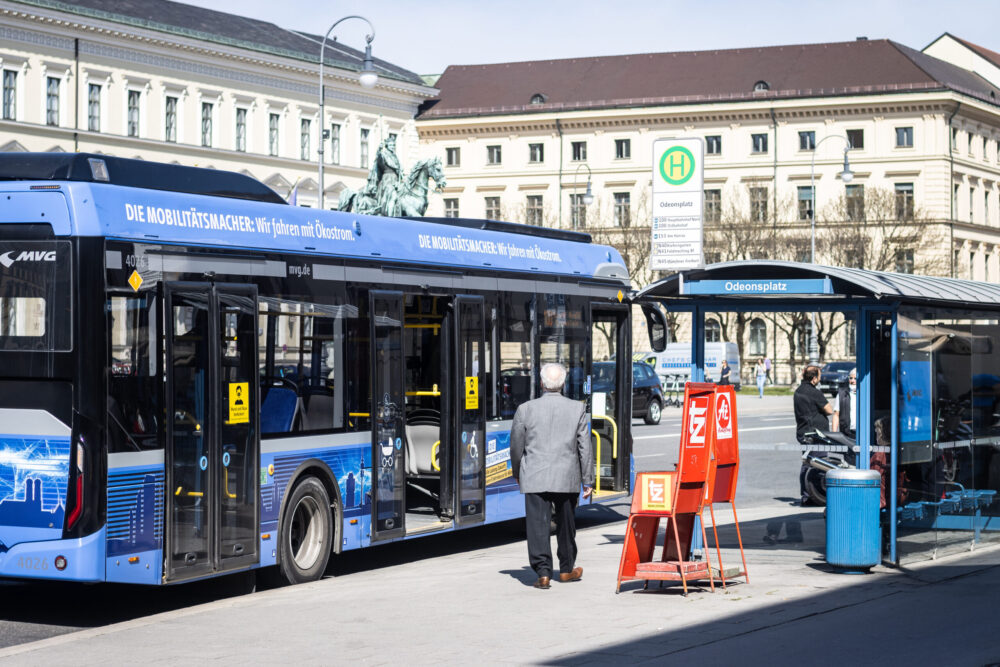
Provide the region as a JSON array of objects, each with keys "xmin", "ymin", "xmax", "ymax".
[
  {"xmin": 749, "ymin": 318, "xmax": 766, "ymax": 356},
  {"xmin": 705, "ymin": 189, "xmax": 721, "ymax": 223},
  {"xmin": 750, "ymin": 187, "xmax": 768, "ymax": 222},
  {"xmin": 795, "ymin": 322, "xmax": 812, "ymax": 357},
  {"xmin": 970, "ymin": 186, "xmax": 975, "ymax": 223},
  {"xmin": 954, "ymin": 183, "xmax": 960, "ymax": 220},
  {"xmin": 235, "ymin": 108, "xmax": 247, "ymax": 152},
  {"xmin": 571, "ymin": 141, "xmax": 587, "ymax": 161},
  {"xmin": 705, "ymin": 318, "xmax": 721, "ymax": 343},
  {"xmin": 951, "ymin": 127, "xmax": 958, "ymax": 151},
  {"xmin": 751, "ymin": 133, "xmax": 768, "ymax": 153},
  {"xmin": 526, "ymin": 195, "xmax": 543, "ymax": 225},
  {"xmin": 970, "ymin": 251, "xmax": 976, "ymax": 279},
  {"xmin": 845, "ymin": 320, "xmax": 857, "ymax": 357},
  {"xmin": 895, "ymin": 249, "xmax": 914, "ymax": 274},
  {"xmin": 969, "ymin": 132, "xmax": 975, "ymax": 156},
  {"xmin": 705, "ymin": 135, "xmax": 721, "ymax": 155},
  {"xmin": 615, "ymin": 138, "xmax": 631, "ymax": 159},
  {"xmin": 300, "ymin": 118, "xmax": 311, "ymax": 160},
  {"xmin": 798, "ymin": 186, "xmax": 814, "ymax": 221},
  {"xmin": 330, "ymin": 123, "xmax": 341, "ymax": 165},
  {"xmin": 799, "ymin": 131, "xmax": 816, "ymax": 151},
  {"xmin": 986, "ymin": 191, "xmax": 990, "ymax": 225},
  {"xmin": 485, "ymin": 196, "xmax": 501, "ymax": 220},
  {"xmin": 896, "ymin": 127, "xmax": 914, "ymax": 148},
  {"xmin": 2, "ymin": 70, "xmax": 16, "ymax": 120},
  {"xmin": 446, "ymin": 146, "xmax": 460, "ymax": 167},
  {"xmin": 846, "ymin": 184, "xmax": 865, "ymax": 222},
  {"xmin": 613, "ymin": 192, "xmax": 631, "ymax": 227},
  {"xmin": 87, "ymin": 83, "xmax": 101, "ymax": 132},
  {"xmin": 269, "ymin": 113, "xmax": 279, "ymax": 156},
  {"xmin": 846, "ymin": 129, "xmax": 864, "ymax": 150},
  {"xmin": 529, "ymin": 143, "xmax": 544, "ymax": 163},
  {"xmin": 165, "ymin": 96, "xmax": 177, "ymax": 142},
  {"xmin": 444, "ymin": 198, "xmax": 459, "ymax": 218},
  {"xmin": 570, "ymin": 193, "xmax": 587, "ymax": 228},
  {"xmin": 895, "ymin": 183, "xmax": 914, "ymax": 220},
  {"xmin": 360, "ymin": 128, "xmax": 370, "ymax": 167},
  {"xmin": 200, "ymin": 102, "xmax": 213, "ymax": 147},
  {"xmin": 127, "ymin": 90, "xmax": 141, "ymax": 138},
  {"xmin": 45, "ymin": 77, "xmax": 60, "ymax": 126},
  {"xmin": 487, "ymin": 145, "xmax": 502, "ymax": 165}
]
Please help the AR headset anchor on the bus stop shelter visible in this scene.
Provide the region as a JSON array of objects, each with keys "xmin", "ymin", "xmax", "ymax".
[{"xmin": 637, "ymin": 260, "xmax": 1000, "ymax": 565}]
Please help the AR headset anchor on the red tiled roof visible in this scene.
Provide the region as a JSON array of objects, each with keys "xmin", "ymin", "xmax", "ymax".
[{"xmin": 420, "ymin": 39, "xmax": 1000, "ymax": 119}]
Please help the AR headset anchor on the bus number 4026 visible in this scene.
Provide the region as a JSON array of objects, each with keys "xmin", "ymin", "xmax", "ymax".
[{"xmin": 17, "ymin": 556, "xmax": 48, "ymax": 571}]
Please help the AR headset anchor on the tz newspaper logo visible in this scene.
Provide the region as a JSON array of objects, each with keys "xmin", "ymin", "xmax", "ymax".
[
  {"xmin": 659, "ymin": 146, "xmax": 695, "ymax": 186},
  {"xmin": 687, "ymin": 397, "xmax": 708, "ymax": 445}
]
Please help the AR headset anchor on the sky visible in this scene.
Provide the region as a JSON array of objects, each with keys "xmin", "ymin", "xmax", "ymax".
[{"xmin": 194, "ymin": 0, "xmax": 1000, "ymax": 76}]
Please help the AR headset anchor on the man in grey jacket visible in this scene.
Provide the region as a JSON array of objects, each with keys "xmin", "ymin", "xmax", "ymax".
[{"xmin": 510, "ymin": 362, "xmax": 594, "ymax": 589}]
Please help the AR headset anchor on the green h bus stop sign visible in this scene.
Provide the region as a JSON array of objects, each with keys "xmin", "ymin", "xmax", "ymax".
[{"xmin": 651, "ymin": 138, "xmax": 705, "ymax": 271}]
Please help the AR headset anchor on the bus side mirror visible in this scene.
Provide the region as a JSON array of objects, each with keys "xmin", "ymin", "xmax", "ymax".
[{"xmin": 641, "ymin": 303, "xmax": 667, "ymax": 353}]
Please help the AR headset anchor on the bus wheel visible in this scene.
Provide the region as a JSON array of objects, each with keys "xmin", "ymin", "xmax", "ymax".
[{"xmin": 278, "ymin": 476, "xmax": 333, "ymax": 584}]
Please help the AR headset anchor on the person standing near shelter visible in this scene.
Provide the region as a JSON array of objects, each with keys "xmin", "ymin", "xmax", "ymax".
[
  {"xmin": 719, "ymin": 359, "xmax": 731, "ymax": 385},
  {"xmin": 764, "ymin": 356, "xmax": 772, "ymax": 384},
  {"xmin": 755, "ymin": 359, "xmax": 767, "ymax": 399},
  {"xmin": 510, "ymin": 363, "xmax": 594, "ymax": 589},
  {"xmin": 794, "ymin": 365, "xmax": 834, "ymax": 505}
]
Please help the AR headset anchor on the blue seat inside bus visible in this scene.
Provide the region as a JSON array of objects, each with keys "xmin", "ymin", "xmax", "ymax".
[{"xmin": 261, "ymin": 386, "xmax": 299, "ymax": 434}]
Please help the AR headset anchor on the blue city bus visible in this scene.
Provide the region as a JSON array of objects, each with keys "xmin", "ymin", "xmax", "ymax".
[{"xmin": 0, "ymin": 153, "xmax": 636, "ymax": 585}]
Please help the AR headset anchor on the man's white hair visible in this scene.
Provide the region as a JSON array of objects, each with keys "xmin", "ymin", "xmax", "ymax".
[{"xmin": 540, "ymin": 363, "xmax": 567, "ymax": 392}]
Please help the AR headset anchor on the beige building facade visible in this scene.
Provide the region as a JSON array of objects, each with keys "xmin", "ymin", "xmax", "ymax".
[
  {"xmin": 0, "ymin": 0, "xmax": 436, "ymax": 206},
  {"xmin": 417, "ymin": 38, "xmax": 1000, "ymax": 381}
]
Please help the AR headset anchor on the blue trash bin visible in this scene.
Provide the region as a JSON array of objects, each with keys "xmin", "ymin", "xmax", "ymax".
[{"xmin": 825, "ymin": 469, "xmax": 881, "ymax": 573}]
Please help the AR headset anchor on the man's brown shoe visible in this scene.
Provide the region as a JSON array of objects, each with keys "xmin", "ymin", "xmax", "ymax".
[
  {"xmin": 533, "ymin": 576, "xmax": 551, "ymax": 589},
  {"xmin": 559, "ymin": 567, "xmax": 583, "ymax": 582}
]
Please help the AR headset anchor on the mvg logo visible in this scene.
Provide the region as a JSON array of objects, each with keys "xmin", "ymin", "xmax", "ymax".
[
  {"xmin": 687, "ymin": 397, "xmax": 709, "ymax": 446},
  {"xmin": 0, "ymin": 250, "xmax": 57, "ymax": 268}
]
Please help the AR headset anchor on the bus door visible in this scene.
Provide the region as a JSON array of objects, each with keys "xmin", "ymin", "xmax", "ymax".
[
  {"xmin": 164, "ymin": 282, "xmax": 260, "ymax": 582},
  {"xmin": 370, "ymin": 291, "xmax": 406, "ymax": 541},
  {"xmin": 452, "ymin": 296, "xmax": 486, "ymax": 525},
  {"xmin": 591, "ymin": 305, "xmax": 631, "ymax": 493}
]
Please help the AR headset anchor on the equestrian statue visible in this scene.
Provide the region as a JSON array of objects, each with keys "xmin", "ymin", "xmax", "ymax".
[{"xmin": 338, "ymin": 135, "xmax": 446, "ymax": 217}]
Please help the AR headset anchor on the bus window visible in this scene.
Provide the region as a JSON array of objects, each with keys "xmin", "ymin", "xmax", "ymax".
[
  {"xmin": 258, "ymin": 297, "xmax": 357, "ymax": 435},
  {"xmin": 107, "ymin": 293, "xmax": 160, "ymax": 451},
  {"xmin": 498, "ymin": 293, "xmax": 533, "ymax": 419},
  {"xmin": 538, "ymin": 294, "xmax": 588, "ymax": 401},
  {"xmin": 0, "ymin": 240, "xmax": 72, "ymax": 351}
]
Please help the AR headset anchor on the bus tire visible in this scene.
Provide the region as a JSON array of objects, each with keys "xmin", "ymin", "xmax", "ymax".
[{"xmin": 277, "ymin": 476, "xmax": 333, "ymax": 585}]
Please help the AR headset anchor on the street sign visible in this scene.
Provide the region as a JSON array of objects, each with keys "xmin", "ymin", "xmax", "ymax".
[{"xmin": 650, "ymin": 138, "xmax": 705, "ymax": 271}]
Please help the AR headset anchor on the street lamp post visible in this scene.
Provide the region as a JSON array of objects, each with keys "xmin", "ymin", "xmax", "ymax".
[
  {"xmin": 317, "ymin": 16, "xmax": 377, "ymax": 210},
  {"xmin": 572, "ymin": 163, "xmax": 593, "ymax": 230},
  {"xmin": 808, "ymin": 134, "xmax": 854, "ymax": 365}
]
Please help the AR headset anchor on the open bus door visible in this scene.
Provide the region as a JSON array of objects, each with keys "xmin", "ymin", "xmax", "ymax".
[
  {"xmin": 370, "ymin": 291, "xmax": 406, "ymax": 541},
  {"xmin": 163, "ymin": 282, "xmax": 260, "ymax": 583},
  {"xmin": 451, "ymin": 296, "xmax": 486, "ymax": 525},
  {"xmin": 591, "ymin": 304, "xmax": 632, "ymax": 495}
]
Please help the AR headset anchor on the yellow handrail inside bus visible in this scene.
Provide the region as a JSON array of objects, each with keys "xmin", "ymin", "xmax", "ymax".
[
  {"xmin": 406, "ymin": 384, "xmax": 440, "ymax": 397},
  {"xmin": 431, "ymin": 441, "xmax": 441, "ymax": 472},
  {"xmin": 348, "ymin": 412, "xmax": 370, "ymax": 417},
  {"xmin": 595, "ymin": 415, "xmax": 619, "ymax": 459},
  {"xmin": 404, "ymin": 324, "xmax": 441, "ymax": 334},
  {"xmin": 592, "ymin": 430, "xmax": 602, "ymax": 494}
]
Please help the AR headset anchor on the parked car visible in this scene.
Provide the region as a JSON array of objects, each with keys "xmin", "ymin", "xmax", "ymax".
[
  {"xmin": 592, "ymin": 361, "xmax": 664, "ymax": 425},
  {"xmin": 819, "ymin": 361, "xmax": 855, "ymax": 396}
]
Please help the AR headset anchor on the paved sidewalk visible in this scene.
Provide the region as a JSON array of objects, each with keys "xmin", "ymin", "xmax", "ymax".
[{"xmin": 0, "ymin": 500, "xmax": 997, "ymax": 665}]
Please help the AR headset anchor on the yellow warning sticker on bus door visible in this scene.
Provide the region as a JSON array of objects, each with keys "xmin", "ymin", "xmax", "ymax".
[
  {"xmin": 229, "ymin": 382, "xmax": 249, "ymax": 424},
  {"xmin": 465, "ymin": 376, "xmax": 478, "ymax": 410}
]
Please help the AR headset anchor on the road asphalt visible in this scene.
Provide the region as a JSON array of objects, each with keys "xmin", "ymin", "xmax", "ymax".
[{"xmin": 1, "ymin": 498, "xmax": 997, "ymax": 665}]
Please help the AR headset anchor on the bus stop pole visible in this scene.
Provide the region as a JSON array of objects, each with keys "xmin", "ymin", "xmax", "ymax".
[
  {"xmin": 857, "ymin": 307, "xmax": 870, "ymax": 468},
  {"xmin": 889, "ymin": 309, "xmax": 899, "ymax": 565},
  {"xmin": 691, "ymin": 305, "xmax": 705, "ymax": 382}
]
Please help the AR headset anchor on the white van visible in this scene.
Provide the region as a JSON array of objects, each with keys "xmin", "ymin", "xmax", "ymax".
[{"xmin": 639, "ymin": 342, "xmax": 741, "ymax": 390}]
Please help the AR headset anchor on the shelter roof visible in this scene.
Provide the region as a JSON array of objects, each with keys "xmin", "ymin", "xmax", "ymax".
[
  {"xmin": 420, "ymin": 38, "xmax": 1000, "ymax": 119},
  {"xmin": 9, "ymin": 0, "xmax": 426, "ymax": 86},
  {"xmin": 635, "ymin": 261, "xmax": 1000, "ymax": 308}
]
